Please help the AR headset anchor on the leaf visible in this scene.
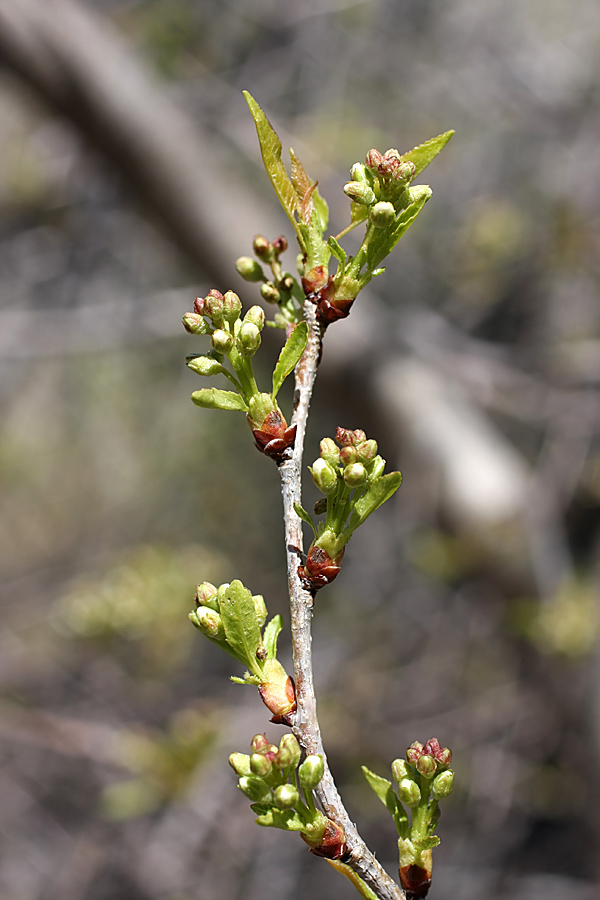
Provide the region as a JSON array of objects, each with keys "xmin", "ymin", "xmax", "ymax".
[
  {"xmin": 348, "ymin": 472, "xmax": 402, "ymax": 533},
  {"xmin": 290, "ymin": 147, "xmax": 329, "ymax": 232},
  {"xmin": 400, "ymin": 130, "xmax": 454, "ymax": 179},
  {"xmin": 252, "ymin": 806, "xmax": 306, "ymax": 831},
  {"xmin": 231, "ymin": 673, "xmax": 261, "ymax": 685},
  {"xmin": 327, "ymin": 235, "xmax": 347, "ymax": 273},
  {"xmin": 243, "ymin": 91, "xmax": 302, "ymax": 242},
  {"xmin": 365, "ymin": 189, "xmax": 431, "ymax": 273},
  {"xmin": 218, "ymin": 580, "xmax": 264, "ymax": 678},
  {"xmin": 294, "ymin": 502, "xmax": 317, "ymax": 537},
  {"xmin": 361, "ymin": 766, "xmax": 408, "ymax": 837},
  {"xmin": 272, "ymin": 321, "xmax": 308, "ymax": 398},
  {"xmin": 191, "ymin": 388, "xmax": 248, "ymax": 412},
  {"xmin": 415, "ymin": 836, "xmax": 441, "ymax": 852},
  {"xmin": 262, "ymin": 614, "xmax": 283, "ymax": 659}
]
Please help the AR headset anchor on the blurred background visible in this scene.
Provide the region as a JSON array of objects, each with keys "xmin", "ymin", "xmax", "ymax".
[{"xmin": 1, "ymin": 1, "xmax": 599, "ymax": 899}]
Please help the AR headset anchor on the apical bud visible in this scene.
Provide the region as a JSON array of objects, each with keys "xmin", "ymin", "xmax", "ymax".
[
  {"xmin": 250, "ymin": 752, "xmax": 273, "ymax": 778},
  {"xmin": 277, "ymin": 734, "xmax": 301, "ymax": 770},
  {"xmin": 244, "ymin": 306, "xmax": 266, "ymax": 330},
  {"xmin": 432, "ymin": 769, "xmax": 454, "ymax": 800},
  {"xmin": 319, "ymin": 437, "xmax": 340, "ymax": 466},
  {"xmin": 182, "ymin": 312, "xmax": 210, "ymax": 334},
  {"xmin": 343, "ymin": 462, "xmax": 367, "ymax": 487},
  {"xmin": 274, "ymin": 784, "xmax": 299, "ymax": 809},
  {"xmin": 299, "ymin": 755, "xmax": 324, "ymax": 792},
  {"xmin": 335, "ymin": 427, "xmax": 366, "ymax": 447},
  {"xmin": 228, "ymin": 752, "xmax": 252, "ymax": 777},
  {"xmin": 343, "ymin": 181, "xmax": 375, "ymax": 206},
  {"xmin": 235, "ymin": 256, "xmax": 265, "ymax": 282},
  {"xmin": 272, "ymin": 235, "xmax": 288, "ymax": 255},
  {"xmin": 223, "ymin": 291, "xmax": 242, "ymax": 323},
  {"xmin": 398, "ymin": 778, "xmax": 421, "ymax": 808},
  {"xmin": 195, "ymin": 581, "xmax": 218, "ymax": 609},
  {"xmin": 416, "ymin": 755, "xmax": 437, "ymax": 779},
  {"xmin": 238, "ymin": 776, "xmax": 272, "ymax": 803},
  {"xmin": 252, "ymin": 234, "xmax": 273, "ymax": 260},
  {"xmin": 371, "ymin": 201, "xmax": 396, "ymax": 228},
  {"xmin": 310, "ymin": 458, "xmax": 339, "ymax": 495},
  {"xmin": 239, "ymin": 322, "xmax": 261, "ymax": 356},
  {"xmin": 261, "ymin": 282, "xmax": 281, "ymax": 304},
  {"xmin": 211, "ymin": 329, "xmax": 234, "ymax": 354},
  {"xmin": 391, "ymin": 758, "xmax": 410, "ymax": 782}
]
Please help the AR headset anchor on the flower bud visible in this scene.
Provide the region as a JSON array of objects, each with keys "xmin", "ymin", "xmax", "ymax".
[
  {"xmin": 250, "ymin": 733, "xmax": 270, "ymax": 753},
  {"xmin": 205, "ymin": 289, "xmax": 224, "ymax": 321},
  {"xmin": 274, "ymin": 784, "xmax": 300, "ymax": 809},
  {"xmin": 229, "ymin": 752, "xmax": 252, "ymax": 776},
  {"xmin": 343, "ymin": 181, "xmax": 375, "ymax": 206},
  {"xmin": 244, "ymin": 306, "xmax": 266, "ymax": 330},
  {"xmin": 238, "ymin": 776, "xmax": 272, "ymax": 803},
  {"xmin": 416, "ymin": 754, "xmax": 437, "ymax": 778},
  {"xmin": 391, "ymin": 758, "xmax": 410, "ymax": 782},
  {"xmin": 299, "ymin": 755, "xmax": 324, "ymax": 792},
  {"xmin": 350, "ymin": 162, "xmax": 369, "ymax": 183},
  {"xmin": 253, "ymin": 594, "xmax": 267, "ymax": 628},
  {"xmin": 272, "ymin": 235, "xmax": 288, "ymax": 255},
  {"xmin": 371, "ymin": 201, "xmax": 396, "ymax": 228},
  {"xmin": 223, "ymin": 291, "xmax": 242, "ymax": 323},
  {"xmin": 260, "ymin": 282, "xmax": 281, "ymax": 304},
  {"xmin": 319, "ymin": 437, "xmax": 340, "ymax": 466},
  {"xmin": 344, "ymin": 462, "xmax": 367, "ymax": 487},
  {"xmin": 432, "ymin": 769, "xmax": 454, "ymax": 800},
  {"xmin": 251, "ymin": 752, "xmax": 273, "ymax": 778},
  {"xmin": 187, "ymin": 355, "xmax": 224, "ymax": 376},
  {"xmin": 239, "ymin": 322, "xmax": 261, "ymax": 356},
  {"xmin": 310, "ymin": 458, "xmax": 338, "ymax": 495},
  {"xmin": 277, "ymin": 734, "xmax": 301, "ymax": 770},
  {"xmin": 356, "ymin": 439, "xmax": 378, "ymax": 462},
  {"xmin": 253, "ymin": 234, "xmax": 273, "ymax": 260},
  {"xmin": 339, "ymin": 446, "xmax": 357, "ymax": 466},
  {"xmin": 189, "ymin": 607, "xmax": 224, "ymax": 641},
  {"xmin": 436, "ymin": 747, "xmax": 452, "ymax": 767},
  {"xmin": 406, "ymin": 741, "xmax": 424, "ymax": 767},
  {"xmin": 365, "ymin": 149, "xmax": 384, "ymax": 170},
  {"xmin": 235, "ymin": 256, "xmax": 265, "ymax": 282},
  {"xmin": 394, "ymin": 160, "xmax": 415, "ymax": 186},
  {"xmin": 368, "ymin": 456, "xmax": 386, "ymax": 480},
  {"xmin": 398, "ymin": 778, "xmax": 421, "ymax": 808},
  {"xmin": 336, "ymin": 427, "xmax": 366, "ymax": 447},
  {"xmin": 211, "ymin": 329, "xmax": 234, "ymax": 354},
  {"xmin": 193, "ymin": 296, "xmax": 206, "ymax": 315},
  {"xmin": 195, "ymin": 581, "xmax": 218, "ymax": 610},
  {"xmin": 182, "ymin": 312, "xmax": 210, "ymax": 334}
]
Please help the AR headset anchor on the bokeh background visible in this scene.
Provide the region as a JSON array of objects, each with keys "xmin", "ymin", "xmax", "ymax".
[{"xmin": 1, "ymin": 1, "xmax": 599, "ymax": 899}]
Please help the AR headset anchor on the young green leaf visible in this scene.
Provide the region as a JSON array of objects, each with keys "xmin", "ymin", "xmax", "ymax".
[
  {"xmin": 252, "ymin": 806, "xmax": 306, "ymax": 831},
  {"xmin": 361, "ymin": 766, "xmax": 408, "ymax": 837},
  {"xmin": 399, "ymin": 130, "xmax": 454, "ymax": 179},
  {"xmin": 414, "ymin": 836, "xmax": 441, "ymax": 852},
  {"xmin": 191, "ymin": 388, "xmax": 248, "ymax": 412},
  {"xmin": 231, "ymin": 673, "xmax": 261, "ymax": 685},
  {"xmin": 327, "ymin": 235, "xmax": 347, "ymax": 273},
  {"xmin": 262, "ymin": 614, "xmax": 283, "ymax": 659},
  {"xmin": 272, "ymin": 321, "xmax": 308, "ymax": 398},
  {"xmin": 289, "ymin": 147, "xmax": 329, "ymax": 232},
  {"xmin": 293, "ymin": 502, "xmax": 317, "ymax": 537},
  {"xmin": 243, "ymin": 91, "xmax": 302, "ymax": 243},
  {"xmin": 218, "ymin": 580, "xmax": 264, "ymax": 679},
  {"xmin": 364, "ymin": 189, "xmax": 432, "ymax": 274},
  {"xmin": 348, "ymin": 472, "xmax": 403, "ymax": 533}
]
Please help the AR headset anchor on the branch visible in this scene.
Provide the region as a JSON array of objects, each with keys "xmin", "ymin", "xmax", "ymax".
[{"xmin": 279, "ymin": 301, "xmax": 405, "ymax": 900}]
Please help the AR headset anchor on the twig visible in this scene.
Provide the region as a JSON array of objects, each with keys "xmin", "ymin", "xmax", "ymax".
[{"xmin": 278, "ymin": 300, "xmax": 405, "ymax": 900}]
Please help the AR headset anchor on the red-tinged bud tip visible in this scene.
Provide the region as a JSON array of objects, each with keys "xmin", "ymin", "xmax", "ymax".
[
  {"xmin": 272, "ymin": 235, "xmax": 288, "ymax": 255},
  {"xmin": 303, "ymin": 819, "xmax": 347, "ymax": 859},
  {"xmin": 298, "ymin": 545, "xmax": 345, "ymax": 592},
  {"xmin": 399, "ymin": 864, "xmax": 432, "ymax": 900},
  {"xmin": 193, "ymin": 296, "xmax": 205, "ymax": 315},
  {"xmin": 335, "ymin": 427, "xmax": 367, "ymax": 447},
  {"xmin": 252, "ymin": 234, "xmax": 273, "ymax": 260},
  {"xmin": 406, "ymin": 741, "xmax": 424, "ymax": 766},
  {"xmin": 365, "ymin": 148, "xmax": 384, "ymax": 169},
  {"xmin": 250, "ymin": 733, "xmax": 270, "ymax": 753}
]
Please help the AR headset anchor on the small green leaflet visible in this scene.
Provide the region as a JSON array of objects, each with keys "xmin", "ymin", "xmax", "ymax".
[
  {"xmin": 191, "ymin": 388, "xmax": 248, "ymax": 412},
  {"xmin": 251, "ymin": 805, "xmax": 306, "ymax": 831},
  {"xmin": 348, "ymin": 472, "xmax": 402, "ymax": 532},
  {"xmin": 294, "ymin": 502, "xmax": 317, "ymax": 537},
  {"xmin": 400, "ymin": 130, "xmax": 454, "ymax": 179},
  {"xmin": 218, "ymin": 580, "xmax": 263, "ymax": 679},
  {"xmin": 272, "ymin": 321, "xmax": 308, "ymax": 398},
  {"xmin": 327, "ymin": 235, "xmax": 347, "ymax": 274},
  {"xmin": 262, "ymin": 614, "xmax": 283, "ymax": 659},
  {"xmin": 361, "ymin": 766, "xmax": 408, "ymax": 837},
  {"xmin": 365, "ymin": 189, "xmax": 431, "ymax": 273}
]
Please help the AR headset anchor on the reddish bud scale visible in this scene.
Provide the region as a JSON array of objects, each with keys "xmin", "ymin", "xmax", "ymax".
[
  {"xmin": 250, "ymin": 408, "xmax": 297, "ymax": 463},
  {"xmin": 258, "ymin": 676, "xmax": 297, "ymax": 725},
  {"xmin": 302, "ymin": 819, "xmax": 347, "ymax": 859},
  {"xmin": 299, "ymin": 545, "xmax": 345, "ymax": 592},
  {"xmin": 399, "ymin": 864, "xmax": 432, "ymax": 900}
]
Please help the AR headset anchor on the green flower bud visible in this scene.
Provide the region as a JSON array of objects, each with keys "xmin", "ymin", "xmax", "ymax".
[
  {"xmin": 356, "ymin": 439, "xmax": 378, "ymax": 462},
  {"xmin": 250, "ymin": 733, "xmax": 270, "ymax": 753},
  {"xmin": 235, "ymin": 256, "xmax": 265, "ymax": 282},
  {"xmin": 205, "ymin": 289, "xmax": 224, "ymax": 321},
  {"xmin": 319, "ymin": 438, "xmax": 340, "ymax": 466},
  {"xmin": 195, "ymin": 581, "xmax": 219, "ymax": 610},
  {"xmin": 391, "ymin": 758, "xmax": 410, "ymax": 782},
  {"xmin": 251, "ymin": 752, "xmax": 273, "ymax": 778},
  {"xmin": 339, "ymin": 446, "xmax": 357, "ymax": 466},
  {"xmin": 261, "ymin": 282, "xmax": 281, "ymax": 304},
  {"xmin": 228, "ymin": 752, "xmax": 252, "ymax": 777},
  {"xmin": 371, "ymin": 201, "xmax": 396, "ymax": 228},
  {"xmin": 343, "ymin": 181, "xmax": 375, "ymax": 206},
  {"xmin": 182, "ymin": 312, "xmax": 210, "ymax": 335},
  {"xmin": 186, "ymin": 355, "xmax": 224, "ymax": 376},
  {"xmin": 223, "ymin": 291, "xmax": 242, "ymax": 323},
  {"xmin": 274, "ymin": 784, "xmax": 300, "ymax": 810},
  {"xmin": 416, "ymin": 755, "xmax": 437, "ymax": 779},
  {"xmin": 350, "ymin": 162, "xmax": 369, "ymax": 183},
  {"xmin": 252, "ymin": 234, "xmax": 273, "ymax": 261},
  {"xmin": 398, "ymin": 778, "xmax": 421, "ymax": 808},
  {"xmin": 298, "ymin": 755, "xmax": 324, "ymax": 792},
  {"xmin": 407, "ymin": 185, "xmax": 433, "ymax": 205},
  {"xmin": 238, "ymin": 776, "xmax": 272, "ymax": 803},
  {"xmin": 211, "ymin": 329, "xmax": 234, "ymax": 354},
  {"xmin": 277, "ymin": 734, "xmax": 301, "ymax": 770},
  {"xmin": 432, "ymin": 769, "xmax": 454, "ymax": 800},
  {"xmin": 343, "ymin": 462, "xmax": 367, "ymax": 487},
  {"xmin": 253, "ymin": 594, "xmax": 267, "ymax": 628},
  {"xmin": 310, "ymin": 458, "xmax": 339, "ymax": 495},
  {"xmin": 189, "ymin": 607, "xmax": 225, "ymax": 641},
  {"xmin": 239, "ymin": 322, "xmax": 261, "ymax": 356},
  {"xmin": 394, "ymin": 160, "xmax": 415, "ymax": 186},
  {"xmin": 244, "ymin": 306, "xmax": 266, "ymax": 330},
  {"xmin": 368, "ymin": 456, "xmax": 386, "ymax": 480}
]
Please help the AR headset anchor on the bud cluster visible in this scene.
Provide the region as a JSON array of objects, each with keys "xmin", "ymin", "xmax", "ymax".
[
  {"xmin": 189, "ymin": 580, "xmax": 296, "ymax": 723},
  {"xmin": 231, "ymin": 734, "xmax": 346, "ymax": 859},
  {"xmin": 236, "ymin": 234, "xmax": 303, "ymax": 328},
  {"xmin": 183, "ymin": 288, "xmax": 308, "ymax": 463},
  {"xmin": 297, "ymin": 427, "xmax": 401, "ymax": 591}
]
